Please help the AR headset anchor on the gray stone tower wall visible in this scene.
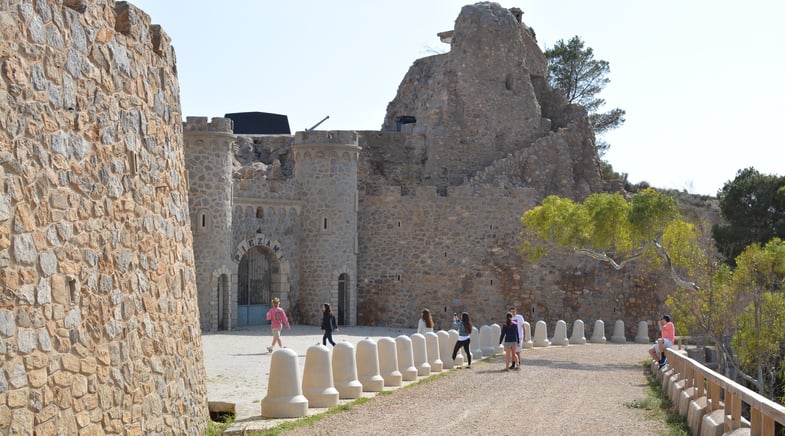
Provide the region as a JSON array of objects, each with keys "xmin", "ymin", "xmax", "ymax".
[
  {"xmin": 0, "ymin": 1, "xmax": 208, "ymax": 434},
  {"xmin": 183, "ymin": 117, "xmax": 235, "ymax": 331},
  {"xmin": 293, "ymin": 131, "xmax": 360, "ymax": 325}
]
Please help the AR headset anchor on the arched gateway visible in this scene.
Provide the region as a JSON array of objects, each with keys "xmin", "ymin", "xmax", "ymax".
[{"xmin": 233, "ymin": 236, "xmax": 290, "ymax": 327}]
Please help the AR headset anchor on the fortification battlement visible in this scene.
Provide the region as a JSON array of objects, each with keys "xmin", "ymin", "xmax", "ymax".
[
  {"xmin": 294, "ymin": 130, "xmax": 358, "ymax": 147},
  {"xmin": 183, "ymin": 116, "xmax": 234, "ymax": 133},
  {"xmin": 113, "ymin": 2, "xmax": 176, "ymax": 65},
  {"xmin": 364, "ymin": 182, "xmax": 539, "ymax": 202}
]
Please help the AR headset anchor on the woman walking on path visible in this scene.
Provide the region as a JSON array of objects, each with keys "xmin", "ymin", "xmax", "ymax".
[
  {"xmin": 417, "ymin": 309, "xmax": 434, "ymax": 334},
  {"xmin": 321, "ymin": 303, "xmax": 340, "ymax": 346},
  {"xmin": 499, "ymin": 312, "xmax": 520, "ymax": 371},
  {"xmin": 451, "ymin": 312, "xmax": 473, "ymax": 368},
  {"xmin": 265, "ymin": 297, "xmax": 290, "ymax": 353}
]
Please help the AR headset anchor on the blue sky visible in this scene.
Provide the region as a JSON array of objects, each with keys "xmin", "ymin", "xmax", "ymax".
[{"xmin": 132, "ymin": 1, "xmax": 784, "ymax": 196}]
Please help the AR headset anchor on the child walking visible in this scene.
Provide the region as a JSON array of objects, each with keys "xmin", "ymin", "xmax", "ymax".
[
  {"xmin": 265, "ymin": 297, "xmax": 290, "ymax": 352},
  {"xmin": 499, "ymin": 312, "xmax": 520, "ymax": 372}
]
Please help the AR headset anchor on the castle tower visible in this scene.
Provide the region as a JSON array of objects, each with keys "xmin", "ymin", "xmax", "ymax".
[
  {"xmin": 0, "ymin": 1, "xmax": 208, "ymax": 433},
  {"xmin": 183, "ymin": 117, "xmax": 236, "ymax": 332},
  {"xmin": 293, "ymin": 131, "xmax": 360, "ymax": 325}
]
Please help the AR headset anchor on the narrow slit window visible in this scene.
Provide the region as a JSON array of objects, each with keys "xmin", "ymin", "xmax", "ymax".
[{"xmin": 323, "ymin": 218, "xmax": 328, "ymax": 230}]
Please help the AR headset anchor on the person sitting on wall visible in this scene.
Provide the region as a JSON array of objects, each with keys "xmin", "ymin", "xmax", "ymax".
[{"xmin": 648, "ymin": 315, "xmax": 675, "ymax": 369}]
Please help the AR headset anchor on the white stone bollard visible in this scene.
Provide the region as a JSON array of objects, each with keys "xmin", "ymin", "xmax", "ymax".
[
  {"xmin": 424, "ymin": 331, "xmax": 443, "ymax": 372},
  {"xmin": 635, "ymin": 321, "xmax": 650, "ymax": 344},
  {"xmin": 332, "ymin": 341, "xmax": 363, "ymax": 399},
  {"xmin": 302, "ymin": 344, "xmax": 339, "ymax": 408},
  {"xmin": 411, "ymin": 333, "xmax": 431, "ymax": 377},
  {"xmin": 533, "ymin": 320, "xmax": 551, "ymax": 347},
  {"xmin": 261, "ymin": 348, "xmax": 308, "ymax": 418},
  {"xmin": 395, "ymin": 335, "xmax": 418, "ymax": 381},
  {"xmin": 480, "ymin": 325, "xmax": 496, "ymax": 356},
  {"xmin": 470, "ymin": 326, "xmax": 483, "ymax": 359},
  {"xmin": 491, "ymin": 323, "xmax": 504, "ymax": 355},
  {"xmin": 377, "ymin": 337, "xmax": 402, "ymax": 387},
  {"xmin": 611, "ymin": 319, "xmax": 626, "ymax": 343},
  {"xmin": 438, "ymin": 330, "xmax": 454, "ymax": 369},
  {"xmin": 448, "ymin": 330, "xmax": 465, "ymax": 367},
  {"xmin": 551, "ymin": 320, "xmax": 569, "ymax": 346},
  {"xmin": 522, "ymin": 321, "xmax": 533, "ymax": 349},
  {"xmin": 570, "ymin": 319, "xmax": 586, "ymax": 345},
  {"xmin": 356, "ymin": 338, "xmax": 385, "ymax": 392},
  {"xmin": 590, "ymin": 320, "xmax": 607, "ymax": 344}
]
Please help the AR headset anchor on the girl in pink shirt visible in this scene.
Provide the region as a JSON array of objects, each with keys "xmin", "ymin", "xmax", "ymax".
[{"xmin": 266, "ymin": 297, "xmax": 290, "ymax": 352}]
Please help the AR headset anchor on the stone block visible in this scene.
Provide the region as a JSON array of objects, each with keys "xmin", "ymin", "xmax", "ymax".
[
  {"xmin": 701, "ymin": 408, "xmax": 725, "ymax": 436},
  {"xmin": 437, "ymin": 330, "xmax": 454, "ymax": 369},
  {"xmin": 356, "ymin": 338, "xmax": 384, "ymax": 392},
  {"xmin": 470, "ymin": 326, "xmax": 483, "ymax": 358},
  {"xmin": 480, "ymin": 325, "xmax": 496, "ymax": 355},
  {"xmin": 610, "ymin": 320, "xmax": 626, "ymax": 343},
  {"xmin": 261, "ymin": 348, "xmax": 308, "ymax": 418},
  {"xmin": 687, "ymin": 396, "xmax": 708, "ymax": 435},
  {"xmin": 590, "ymin": 320, "xmax": 606, "ymax": 344},
  {"xmin": 424, "ymin": 332, "xmax": 443, "ymax": 372},
  {"xmin": 377, "ymin": 337, "xmax": 402, "ymax": 387},
  {"xmin": 533, "ymin": 320, "xmax": 550, "ymax": 347},
  {"xmin": 301, "ymin": 344, "xmax": 339, "ymax": 408},
  {"xmin": 394, "ymin": 335, "xmax": 418, "ymax": 381},
  {"xmin": 569, "ymin": 319, "xmax": 586, "ymax": 345},
  {"xmin": 550, "ymin": 320, "xmax": 569, "ymax": 346},
  {"xmin": 411, "ymin": 333, "xmax": 430, "ymax": 377},
  {"xmin": 522, "ymin": 322, "xmax": 533, "ymax": 349},
  {"xmin": 634, "ymin": 320, "xmax": 650, "ymax": 344},
  {"xmin": 331, "ymin": 341, "xmax": 363, "ymax": 399},
  {"xmin": 447, "ymin": 329, "xmax": 465, "ymax": 367}
]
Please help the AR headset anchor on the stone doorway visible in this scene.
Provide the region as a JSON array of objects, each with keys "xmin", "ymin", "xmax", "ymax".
[
  {"xmin": 237, "ymin": 246, "xmax": 277, "ymax": 327},
  {"xmin": 338, "ymin": 273, "xmax": 349, "ymax": 326},
  {"xmin": 216, "ymin": 274, "xmax": 229, "ymax": 331}
]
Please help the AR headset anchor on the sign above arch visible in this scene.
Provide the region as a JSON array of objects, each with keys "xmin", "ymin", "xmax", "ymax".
[{"xmin": 232, "ymin": 235, "xmax": 285, "ymax": 263}]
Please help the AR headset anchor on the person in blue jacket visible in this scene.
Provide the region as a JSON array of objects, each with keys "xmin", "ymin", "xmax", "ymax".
[{"xmin": 499, "ymin": 312, "xmax": 520, "ymax": 372}]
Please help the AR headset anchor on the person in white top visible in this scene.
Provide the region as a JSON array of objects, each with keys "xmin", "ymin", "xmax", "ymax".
[
  {"xmin": 510, "ymin": 306, "xmax": 525, "ymax": 370},
  {"xmin": 417, "ymin": 308, "xmax": 434, "ymax": 334}
]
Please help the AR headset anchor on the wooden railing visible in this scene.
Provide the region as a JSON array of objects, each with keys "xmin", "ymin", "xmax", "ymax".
[{"xmin": 665, "ymin": 348, "xmax": 785, "ymax": 435}]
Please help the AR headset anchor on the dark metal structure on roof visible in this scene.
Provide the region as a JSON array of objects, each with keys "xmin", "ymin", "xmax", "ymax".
[{"xmin": 225, "ymin": 112, "xmax": 291, "ymax": 135}]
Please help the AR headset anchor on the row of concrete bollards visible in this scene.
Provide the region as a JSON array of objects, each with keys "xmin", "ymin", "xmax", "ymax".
[{"xmin": 261, "ymin": 319, "xmax": 652, "ymax": 417}]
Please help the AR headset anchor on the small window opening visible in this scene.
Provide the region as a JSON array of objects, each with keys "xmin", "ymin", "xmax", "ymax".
[
  {"xmin": 490, "ymin": 279, "xmax": 494, "ymax": 286},
  {"xmin": 256, "ymin": 207, "xmax": 264, "ymax": 219},
  {"xmin": 397, "ymin": 221, "xmax": 401, "ymax": 228},
  {"xmin": 200, "ymin": 213, "xmax": 207, "ymax": 228},
  {"xmin": 323, "ymin": 218, "xmax": 328, "ymax": 230},
  {"xmin": 396, "ymin": 274, "xmax": 401, "ymax": 282}
]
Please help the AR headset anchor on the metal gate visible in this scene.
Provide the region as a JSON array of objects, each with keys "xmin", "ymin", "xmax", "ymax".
[{"xmin": 237, "ymin": 246, "xmax": 271, "ymax": 326}]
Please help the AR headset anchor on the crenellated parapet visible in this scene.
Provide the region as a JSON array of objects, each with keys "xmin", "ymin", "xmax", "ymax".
[
  {"xmin": 183, "ymin": 116, "xmax": 235, "ymax": 134},
  {"xmin": 292, "ymin": 130, "xmax": 361, "ymax": 163}
]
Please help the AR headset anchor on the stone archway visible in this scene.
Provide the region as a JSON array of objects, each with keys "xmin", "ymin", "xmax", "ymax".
[
  {"xmin": 232, "ymin": 235, "xmax": 291, "ymax": 327},
  {"xmin": 210, "ymin": 265, "xmax": 231, "ymax": 331}
]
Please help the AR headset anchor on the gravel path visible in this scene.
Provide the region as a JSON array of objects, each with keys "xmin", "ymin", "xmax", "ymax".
[{"xmin": 282, "ymin": 343, "xmax": 667, "ymax": 436}]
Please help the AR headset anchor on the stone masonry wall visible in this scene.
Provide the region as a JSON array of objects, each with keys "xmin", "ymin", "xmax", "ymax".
[
  {"xmin": 0, "ymin": 1, "xmax": 207, "ymax": 434},
  {"xmin": 357, "ymin": 185, "xmax": 677, "ymax": 339},
  {"xmin": 294, "ymin": 131, "xmax": 359, "ymax": 326},
  {"xmin": 183, "ymin": 117, "xmax": 235, "ymax": 332}
]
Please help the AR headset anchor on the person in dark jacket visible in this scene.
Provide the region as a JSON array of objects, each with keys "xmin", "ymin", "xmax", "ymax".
[
  {"xmin": 499, "ymin": 312, "xmax": 520, "ymax": 372},
  {"xmin": 451, "ymin": 312, "xmax": 473, "ymax": 368},
  {"xmin": 321, "ymin": 303, "xmax": 339, "ymax": 346}
]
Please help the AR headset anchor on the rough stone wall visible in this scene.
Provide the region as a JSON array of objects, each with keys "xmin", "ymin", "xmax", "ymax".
[
  {"xmin": 0, "ymin": 1, "xmax": 207, "ymax": 434},
  {"xmin": 183, "ymin": 117, "xmax": 235, "ymax": 332},
  {"xmin": 357, "ymin": 185, "xmax": 678, "ymax": 338},
  {"xmin": 293, "ymin": 131, "xmax": 359, "ymax": 326},
  {"xmin": 380, "ymin": 2, "xmax": 604, "ymax": 199}
]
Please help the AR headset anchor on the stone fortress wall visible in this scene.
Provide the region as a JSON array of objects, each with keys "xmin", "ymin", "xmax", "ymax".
[
  {"xmin": 1, "ymin": 1, "xmax": 207, "ymax": 434},
  {"xmin": 180, "ymin": 3, "xmax": 688, "ymax": 340}
]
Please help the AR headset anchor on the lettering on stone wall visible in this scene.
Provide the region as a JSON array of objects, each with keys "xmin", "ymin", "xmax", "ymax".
[{"xmin": 232, "ymin": 236, "xmax": 285, "ymax": 262}]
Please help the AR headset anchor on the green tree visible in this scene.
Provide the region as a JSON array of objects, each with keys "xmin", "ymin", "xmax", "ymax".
[
  {"xmin": 712, "ymin": 167, "xmax": 785, "ymax": 264},
  {"xmin": 544, "ymin": 35, "xmax": 626, "ymax": 155},
  {"xmin": 731, "ymin": 239, "xmax": 785, "ymax": 400},
  {"xmin": 522, "ymin": 189, "xmax": 744, "ymax": 382}
]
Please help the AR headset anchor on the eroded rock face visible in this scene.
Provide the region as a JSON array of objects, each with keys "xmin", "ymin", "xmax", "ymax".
[{"xmin": 380, "ymin": 2, "xmax": 603, "ymax": 199}]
